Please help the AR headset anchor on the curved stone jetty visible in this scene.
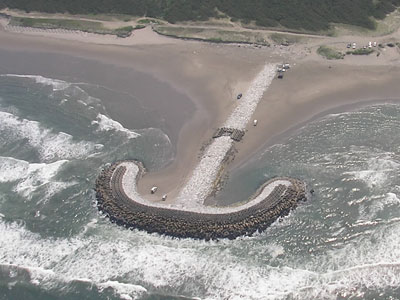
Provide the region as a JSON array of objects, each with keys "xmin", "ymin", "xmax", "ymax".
[
  {"xmin": 95, "ymin": 63, "xmax": 307, "ymax": 239},
  {"xmin": 95, "ymin": 160, "xmax": 307, "ymax": 240}
]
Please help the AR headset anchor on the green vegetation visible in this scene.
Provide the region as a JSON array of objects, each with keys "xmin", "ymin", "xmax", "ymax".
[
  {"xmin": 9, "ymin": 16, "xmax": 140, "ymax": 37},
  {"xmin": 154, "ymin": 26, "xmax": 270, "ymax": 45},
  {"xmin": 137, "ymin": 18, "xmax": 163, "ymax": 25},
  {"xmin": 1, "ymin": 0, "xmax": 399, "ymax": 32},
  {"xmin": 269, "ymin": 33, "xmax": 303, "ymax": 45},
  {"xmin": 333, "ymin": 7, "xmax": 400, "ymax": 37},
  {"xmin": 346, "ymin": 48, "xmax": 375, "ymax": 55},
  {"xmin": 10, "ymin": 16, "xmax": 103, "ymax": 30},
  {"xmin": 114, "ymin": 25, "xmax": 144, "ymax": 37},
  {"xmin": 386, "ymin": 42, "xmax": 396, "ymax": 47},
  {"xmin": 317, "ymin": 46, "xmax": 345, "ymax": 59}
]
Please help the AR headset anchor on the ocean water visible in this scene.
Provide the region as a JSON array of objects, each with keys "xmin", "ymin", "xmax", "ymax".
[{"xmin": 0, "ymin": 74, "xmax": 400, "ymax": 300}]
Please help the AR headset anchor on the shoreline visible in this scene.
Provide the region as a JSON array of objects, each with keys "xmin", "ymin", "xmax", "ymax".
[
  {"xmin": 0, "ymin": 28, "xmax": 269, "ymax": 203},
  {"xmin": 230, "ymin": 61, "xmax": 400, "ymax": 173},
  {"xmin": 1, "ymin": 21, "xmax": 400, "ymax": 208},
  {"xmin": 232, "ymin": 97, "xmax": 400, "ymax": 174}
]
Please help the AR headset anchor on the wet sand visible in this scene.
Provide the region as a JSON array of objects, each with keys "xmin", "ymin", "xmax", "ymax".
[
  {"xmin": 1, "ymin": 25, "xmax": 400, "ymax": 203},
  {"xmin": 232, "ymin": 62, "xmax": 400, "ymax": 172},
  {"xmin": 0, "ymin": 28, "xmax": 270, "ymax": 201}
]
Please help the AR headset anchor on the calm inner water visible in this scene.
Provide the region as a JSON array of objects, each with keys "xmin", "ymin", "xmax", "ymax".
[{"xmin": 0, "ymin": 74, "xmax": 399, "ymax": 300}]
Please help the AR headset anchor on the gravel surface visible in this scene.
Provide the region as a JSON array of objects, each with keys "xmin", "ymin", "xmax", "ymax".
[{"xmin": 224, "ymin": 63, "xmax": 276, "ymax": 130}]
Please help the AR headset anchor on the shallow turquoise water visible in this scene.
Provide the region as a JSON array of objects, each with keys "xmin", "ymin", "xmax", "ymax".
[{"xmin": 0, "ymin": 74, "xmax": 400, "ymax": 300}]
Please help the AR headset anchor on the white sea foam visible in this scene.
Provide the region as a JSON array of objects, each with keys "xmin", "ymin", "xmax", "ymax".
[
  {"xmin": 92, "ymin": 114, "xmax": 140, "ymax": 139},
  {"xmin": 0, "ymin": 111, "xmax": 101, "ymax": 160},
  {"xmin": 1, "ymin": 218, "xmax": 400, "ymax": 300},
  {"xmin": 369, "ymin": 192, "xmax": 400, "ymax": 216},
  {"xmin": 98, "ymin": 281, "xmax": 147, "ymax": 300},
  {"xmin": 344, "ymin": 154, "xmax": 399, "ymax": 189},
  {"xmin": 1, "ymin": 74, "xmax": 70, "ymax": 91},
  {"xmin": 0, "ymin": 157, "xmax": 76, "ymax": 201}
]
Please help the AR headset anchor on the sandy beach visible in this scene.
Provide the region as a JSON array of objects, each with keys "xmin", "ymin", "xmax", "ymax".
[
  {"xmin": 233, "ymin": 61, "xmax": 400, "ymax": 172},
  {"xmin": 1, "ymin": 19, "xmax": 400, "ymax": 203}
]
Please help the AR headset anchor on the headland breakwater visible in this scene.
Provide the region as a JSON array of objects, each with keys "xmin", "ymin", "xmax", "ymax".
[
  {"xmin": 95, "ymin": 62, "xmax": 308, "ymax": 239},
  {"xmin": 95, "ymin": 160, "xmax": 307, "ymax": 240}
]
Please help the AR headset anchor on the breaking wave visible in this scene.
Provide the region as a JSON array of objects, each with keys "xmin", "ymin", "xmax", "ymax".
[
  {"xmin": 0, "ymin": 157, "xmax": 76, "ymax": 202},
  {"xmin": 0, "ymin": 217, "xmax": 400, "ymax": 300},
  {"xmin": 0, "ymin": 74, "xmax": 71, "ymax": 91},
  {"xmin": 1, "ymin": 73, "xmax": 400, "ymax": 299},
  {"xmin": 343, "ymin": 152, "xmax": 400, "ymax": 189},
  {"xmin": 0, "ymin": 111, "xmax": 102, "ymax": 161},
  {"xmin": 92, "ymin": 114, "xmax": 140, "ymax": 139}
]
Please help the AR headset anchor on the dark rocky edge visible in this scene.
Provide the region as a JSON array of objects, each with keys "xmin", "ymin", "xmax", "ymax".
[{"xmin": 95, "ymin": 160, "xmax": 307, "ymax": 240}]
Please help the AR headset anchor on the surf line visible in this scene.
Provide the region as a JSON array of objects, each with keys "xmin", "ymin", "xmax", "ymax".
[{"xmin": 95, "ymin": 62, "xmax": 308, "ymax": 240}]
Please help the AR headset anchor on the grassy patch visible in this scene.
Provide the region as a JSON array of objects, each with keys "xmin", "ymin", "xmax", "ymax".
[
  {"xmin": 114, "ymin": 25, "xmax": 144, "ymax": 37},
  {"xmin": 75, "ymin": 14, "xmax": 133, "ymax": 22},
  {"xmin": 332, "ymin": 8, "xmax": 400, "ymax": 37},
  {"xmin": 346, "ymin": 48, "xmax": 374, "ymax": 55},
  {"xmin": 154, "ymin": 25, "xmax": 270, "ymax": 45},
  {"xmin": 10, "ymin": 17, "xmax": 102, "ymax": 30},
  {"xmin": 9, "ymin": 16, "xmax": 139, "ymax": 37},
  {"xmin": 137, "ymin": 18, "xmax": 163, "ymax": 25},
  {"xmin": 317, "ymin": 46, "xmax": 345, "ymax": 59},
  {"xmin": 269, "ymin": 33, "xmax": 303, "ymax": 45}
]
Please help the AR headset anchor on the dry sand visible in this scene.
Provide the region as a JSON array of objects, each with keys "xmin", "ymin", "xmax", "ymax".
[{"xmin": 1, "ymin": 20, "xmax": 400, "ymax": 203}]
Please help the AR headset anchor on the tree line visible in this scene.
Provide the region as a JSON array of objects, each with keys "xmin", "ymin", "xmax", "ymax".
[{"xmin": 1, "ymin": 0, "xmax": 399, "ymax": 31}]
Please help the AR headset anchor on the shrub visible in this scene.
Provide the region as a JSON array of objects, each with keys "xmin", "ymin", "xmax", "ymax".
[
  {"xmin": 349, "ymin": 48, "xmax": 374, "ymax": 55},
  {"xmin": 317, "ymin": 46, "xmax": 345, "ymax": 59}
]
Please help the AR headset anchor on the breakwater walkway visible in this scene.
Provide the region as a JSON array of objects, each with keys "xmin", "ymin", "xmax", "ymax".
[{"xmin": 175, "ymin": 63, "xmax": 277, "ymax": 207}]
